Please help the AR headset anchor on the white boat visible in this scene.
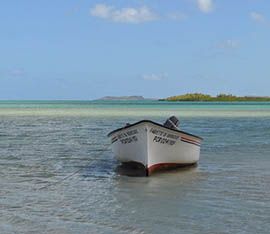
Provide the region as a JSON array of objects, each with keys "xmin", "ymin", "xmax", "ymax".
[{"xmin": 108, "ymin": 117, "xmax": 203, "ymax": 176}]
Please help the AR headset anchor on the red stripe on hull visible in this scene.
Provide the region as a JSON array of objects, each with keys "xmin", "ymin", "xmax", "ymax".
[
  {"xmin": 147, "ymin": 162, "xmax": 197, "ymax": 175},
  {"xmin": 181, "ymin": 137, "xmax": 200, "ymax": 145}
]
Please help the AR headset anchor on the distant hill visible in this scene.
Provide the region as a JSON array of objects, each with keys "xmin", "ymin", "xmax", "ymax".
[
  {"xmin": 161, "ymin": 93, "xmax": 270, "ymax": 102},
  {"xmin": 97, "ymin": 96, "xmax": 145, "ymax": 101}
]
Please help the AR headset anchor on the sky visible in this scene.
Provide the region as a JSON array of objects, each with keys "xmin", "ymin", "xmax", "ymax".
[{"xmin": 0, "ymin": 0, "xmax": 270, "ymax": 100}]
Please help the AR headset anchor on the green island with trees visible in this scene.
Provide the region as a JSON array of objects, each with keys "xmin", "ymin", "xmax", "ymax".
[{"xmin": 160, "ymin": 93, "xmax": 270, "ymax": 102}]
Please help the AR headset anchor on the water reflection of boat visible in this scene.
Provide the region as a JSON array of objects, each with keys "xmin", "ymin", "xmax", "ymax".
[{"xmin": 108, "ymin": 117, "xmax": 203, "ymax": 176}]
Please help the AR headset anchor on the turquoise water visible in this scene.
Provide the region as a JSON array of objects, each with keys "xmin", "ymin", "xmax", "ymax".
[
  {"xmin": 0, "ymin": 101, "xmax": 270, "ymax": 233},
  {"xmin": 1, "ymin": 100, "xmax": 270, "ymax": 117}
]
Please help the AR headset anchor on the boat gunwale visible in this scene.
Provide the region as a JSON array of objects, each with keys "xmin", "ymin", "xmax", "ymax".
[{"xmin": 107, "ymin": 120, "xmax": 203, "ymax": 140}]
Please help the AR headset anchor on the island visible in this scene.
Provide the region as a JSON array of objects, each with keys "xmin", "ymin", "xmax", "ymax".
[
  {"xmin": 160, "ymin": 93, "xmax": 270, "ymax": 102},
  {"xmin": 97, "ymin": 96, "xmax": 145, "ymax": 101}
]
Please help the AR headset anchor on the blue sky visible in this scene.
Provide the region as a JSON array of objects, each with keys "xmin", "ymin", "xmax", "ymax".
[{"xmin": 0, "ymin": 0, "xmax": 270, "ymax": 99}]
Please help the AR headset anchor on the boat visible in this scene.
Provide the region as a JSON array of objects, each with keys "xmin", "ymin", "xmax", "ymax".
[{"xmin": 107, "ymin": 116, "xmax": 203, "ymax": 176}]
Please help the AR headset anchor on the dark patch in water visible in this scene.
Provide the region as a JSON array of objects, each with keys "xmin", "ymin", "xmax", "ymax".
[{"xmin": 116, "ymin": 162, "xmax": 147, "ymax": 177}]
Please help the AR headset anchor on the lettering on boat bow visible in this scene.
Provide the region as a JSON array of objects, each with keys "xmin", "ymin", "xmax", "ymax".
[
  {"xmin": 116, "ymin": 129, "xmax": 139, "ymax": 144},
  {"xmin": 150, "ymin": 128, "xmax": 179, "ymax": 146}
]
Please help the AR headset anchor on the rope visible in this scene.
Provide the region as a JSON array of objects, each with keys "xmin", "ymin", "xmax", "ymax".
[{"xmin": 38, "ymin": 144, "xmax": 111, "ymax": 190}]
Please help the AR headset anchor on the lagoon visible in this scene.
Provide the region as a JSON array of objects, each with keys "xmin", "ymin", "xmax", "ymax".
[{"xmin": 0, "ymin": 101, "xmax": 269, "ymax": 233}]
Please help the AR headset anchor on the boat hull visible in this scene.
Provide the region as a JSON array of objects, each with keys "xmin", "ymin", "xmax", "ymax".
[{"xmin": 108, "ymin": 120, "xmax": 202, "ymax": 175}]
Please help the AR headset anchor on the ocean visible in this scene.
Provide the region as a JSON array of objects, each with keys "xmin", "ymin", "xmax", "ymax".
[{"xmin": 0, "ymin": 101, "xmax": 269, "ymax": 234}]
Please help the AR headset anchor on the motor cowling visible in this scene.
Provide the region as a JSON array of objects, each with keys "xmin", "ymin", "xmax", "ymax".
[{"xmin": 163, "ymin": 116, "xmax": 179, "ymax": 130}]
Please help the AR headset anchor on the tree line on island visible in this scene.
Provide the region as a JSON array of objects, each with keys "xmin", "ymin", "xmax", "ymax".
[{"xmin": 160, "ymin": 93, "xmax": 270, "ymax": 102}]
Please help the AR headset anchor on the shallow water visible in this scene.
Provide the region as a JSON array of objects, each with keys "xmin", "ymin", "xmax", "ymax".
[{"xmin": 0, "ymin": 101, "xmax": 270, "ymax": 233}]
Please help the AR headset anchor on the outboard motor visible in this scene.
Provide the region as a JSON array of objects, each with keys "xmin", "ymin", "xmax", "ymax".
[{"xmin": 163, "ymin": 116, "xmax": 180, "ymax": 130}]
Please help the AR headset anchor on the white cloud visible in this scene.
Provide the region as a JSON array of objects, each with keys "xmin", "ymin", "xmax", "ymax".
[
  {"xmin": 218, "ymin": 39, "xmax": 239, "ymax": 50},
  {"xmin": 250, "ymin": 12, "xmax": 265, "ymax": 23},
  {"xmin": 90, "ymin": 4, "xmax": 157, "ymax": 23},
  {"xmin": 90, "ymin": 4, "xmax": 112, "ymax": 19},
  {"xmin": 197, "ymin": 0, "xmax": 214, "ymax": 13},
  {"xmin": 142, "ymin": 73, "xmax": 168, "ymax": 81}
]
